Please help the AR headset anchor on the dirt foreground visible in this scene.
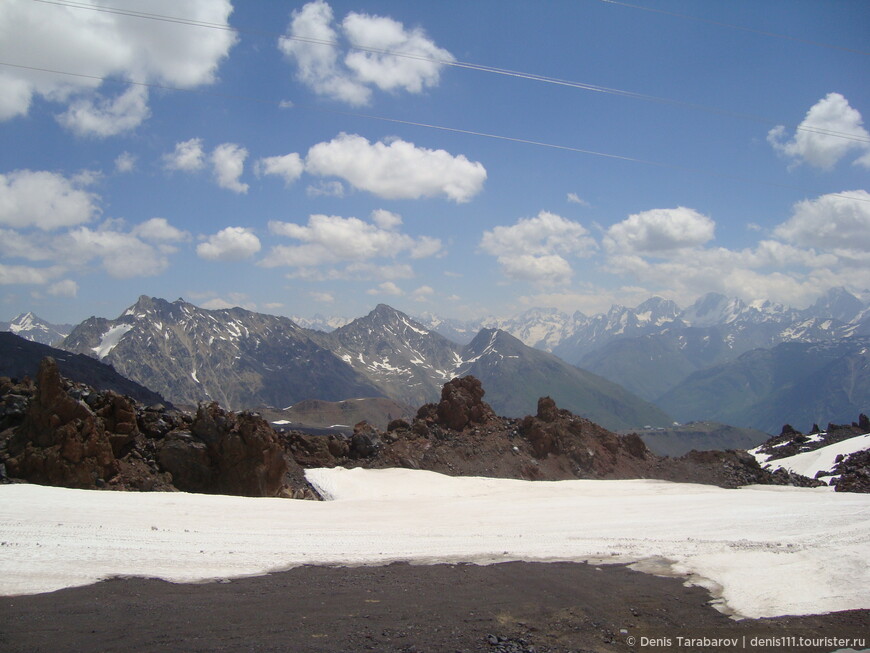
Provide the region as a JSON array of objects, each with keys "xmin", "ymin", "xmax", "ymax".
[{"xmin": 1, "ymin": 561, "xmax": 867, "ymax": 653}]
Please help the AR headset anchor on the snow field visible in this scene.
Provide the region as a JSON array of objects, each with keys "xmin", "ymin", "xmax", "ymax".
[{"xmin": 1, "ymin": 468, "xmax": 868, "ymax": 621}]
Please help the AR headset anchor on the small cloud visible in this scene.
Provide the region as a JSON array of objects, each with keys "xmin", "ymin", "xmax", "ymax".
[
  {"xmin": 279, "ymin": 99, "xmax": 295, "ymax": 109},
  {"xmin": 310, "ymin": 291, "xmax": 334, "ymax": 303},
  {"xmin": 604, "ymin": 207, "xmax": 715, "ymax": 255},
  {"xmin": 211, "ymin": 143, "xmax": 249, "ymax": 193},
  {"xmin": 371, "ymin": 209, "xmax": 402, "ymax": 230},
  {"xmin": 114, "ymin": 152, "xmax": 137, "ymax": 173},
  {"xmin": 132, "ymin": 217, "xmax": 190, "ymax": 243},
  {"xmin": 0, "ymin": 169, "xmax": 101, "ymax": 231},
  {"xmin": 411, "ymin": 285, "xmax": 434, "ymax": 302},
  {"xmin": 367, "ymin": 281, "xmax": 403, "ymax": 296},
  {"xmin": 199, "ymin": 297, "xmax": 236, "ymax": 310},
  {"xmin": 305, "ymin": 133, "xmax": 486, "ymax": 202},
  {"xmin": 47, "ymin": 279, "xmax": 78, "ymax": 297},
  {"xmin": 567, "ymin": 192, "xmax": 590, "ymax": 206},
  {"xmin": 768, "ymin": 93, "xmax": 870, "ymax": 170},
  {"xmin": 279, "ymin": 1, "xmax": 454, "ymax": 106},
  {"xmin": 197, "ymin": 226, "xmax": 261, "ymax": 261},
  {"xmin": 256, "ymin": 152, "xmax": 304, "ymax": 186},
  {"xmin": 306, "ymin": 180, "xmax": 345, "ymax": 198},
  {"xmin": 480, "ymin": 210, "xmax": 596, "ymax": 285},
  {"xmin": 57, "ymin": 85, "xmax": 150, "ymax": 137},
  {"xmin": 164, "ymin": 138, "xmax": 206, "ymax": 172}
]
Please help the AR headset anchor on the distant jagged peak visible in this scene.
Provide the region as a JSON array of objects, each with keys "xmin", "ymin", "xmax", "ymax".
[
  {"xmin": 635, "ymin": 295, "xmax": 680, "ymax": 314},
  {"xmin": 680, "ymin": 292, "xmax": 740, "ymax": 327},
  {"xmin": 122, "ymin": 295, "xmax": 177, "ymax": 320},
  {"xmin": 465, "ymin": 326, "xmax": 524, "ymax": 353},
  {"xmin": 516, "ymin": 306, "xmax": 569, "ymax": 320},
  {"xmin": 340, "ymin": 303, "xmax": 433, "ymax": 336},
  {"xmin": 633, "ymin": 296, "xmax": 682, "ymax": 325},
  {"xmin": 807, "ymin": 286, "xmax": 865, "ymax": 323}
]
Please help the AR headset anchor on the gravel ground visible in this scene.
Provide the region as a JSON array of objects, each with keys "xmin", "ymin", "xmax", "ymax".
[{"xmin": 2, "ymin": 561, "xmax": 867, "ymax": 653}]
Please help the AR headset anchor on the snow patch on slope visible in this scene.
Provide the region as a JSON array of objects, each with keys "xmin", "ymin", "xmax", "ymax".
[
  {"xmin": 91, "ymin": 324, "xmax": 133, "ymax": 359},
  {"xmin": 751, "ymin": 433, "xmax": 870, "ymax": 480}
]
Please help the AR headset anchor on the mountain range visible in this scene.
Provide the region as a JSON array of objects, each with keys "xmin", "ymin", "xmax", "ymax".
[
  {"xmin": 5, "ymin": 286, "xmax": 869, "ymax": 433},
  {"xmin": 57, "ymin": 296, "xmax": 670, "ymax": 430}
]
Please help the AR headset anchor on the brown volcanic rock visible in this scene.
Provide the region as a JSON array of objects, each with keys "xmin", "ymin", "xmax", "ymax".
[
  {"xmin": 285, "ymin": 386, "xmax": 815, "ymax": 489},
  {"xmin": 434, "ymin": 376, "xmax": 496, "ymax": 431},
  {"xmin": 0, "ymin": 357, "xmax": 314, "ymax": 498},
  {"xmin": 517, "ymin": 397, "xmax": 655, "ymax": 478},
  {"xmin": 162, "ymin": 402, "xmax": 291, "ymax": 497},
  {"xmin": 6, "ymin": 357, "xmax": 117, "ymax": 488}
]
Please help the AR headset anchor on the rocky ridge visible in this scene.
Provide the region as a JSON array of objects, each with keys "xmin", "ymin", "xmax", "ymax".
[{"xmin": 2, "ymin": 362, "xmax": 856, "ymax": 498}]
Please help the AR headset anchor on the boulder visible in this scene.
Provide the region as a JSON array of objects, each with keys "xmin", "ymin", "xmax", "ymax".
[
  {"xmin": 170, "ymin": 402, "xmax": 291, "ymax": 497},
  {"xmin": 435, "ymin": 376, "xmax": 496, "ymax": 431}
]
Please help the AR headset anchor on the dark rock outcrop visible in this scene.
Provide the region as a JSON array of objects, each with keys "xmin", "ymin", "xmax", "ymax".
[
  {"xmin": 833, "ymin": 449, "xmax": 870, "ymax": 493},
  {"xmin": 6, "ymin": 357, "xmax": 117, "ymax": 488},
  {"xmin": 0, "ymin": 357, "xmax": 313, "ymax": 498},
  {"xmin": 153, "ymin": 402, "xmax": 291, "ymax": 497}
]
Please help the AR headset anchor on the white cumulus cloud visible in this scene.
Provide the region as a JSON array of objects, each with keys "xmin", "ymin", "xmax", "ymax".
[
  {"xmin": 597, "ymin": 194, "xmax": 870, "ymax": 308},
  {"xmin": 305, "ymin": 133, "xmax": 486, "ymax": 202},
  {"xmin": 211, "ymin": 143, "xmax": 249, "ymax": 194},
  {"xmin": 164, "ymin": 138, "xmax": 207, "ymax": 172},
  {"xmin": 0, "ymin": 170, "xmax": 100, "ymax": 230},
  {"xmin": 774, "ymin": 190, "xmax": 870, "ymax": 251},
  {"xmin": 56, "ymin": 84, "xmax": 150, "ymax": 137},
  {"xmin": 264, "ymin": 213, "xmax": 440, "ymax": 267},
  {"xmin": 197, "ymin": 226, "xmax": 261, "ymax": 261},
  {"xmin": 342, "ymin": 11, "xmax": 454, "ymax": 94},
  {"xmin": 256, "ymin": 153, "xmax": 304, "ymax": 186},
  {"xmin": 60, "ymin": 225, "xmax": 171, "ymax": 278},
  {"xmin": 261, "ymin": 213, "xmax": 442, "ymax": 282},
  {"xmin": 0, "ymin": 0, "xmax": 236, "ymax": 131},
  {"xmin": 767, "ymin": 93, "xmax": 870, "ymax": 170},
  {"xmin": 480, "ymin": 211, "xmax": 596, "ymax": 285},
  {"xmin": 604, "ymin": 207, "xmax": 715, "ymax": 255},
  {"xmin": 132, "ymin": 217, "xmax": 190, "ymax": 243},
  {"xmin": 279, "ymin": 0, "xmax": 453, "ymax": 106}
]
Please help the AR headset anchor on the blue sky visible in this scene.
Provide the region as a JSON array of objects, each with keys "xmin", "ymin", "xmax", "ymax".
[{"xmin": 1, "ymin": 0, "xmax": 868, "ymax": 325}]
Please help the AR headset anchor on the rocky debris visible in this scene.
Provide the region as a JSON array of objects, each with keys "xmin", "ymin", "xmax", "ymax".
[
  {"xmin": 833, "ymin": 449, "xmax": 870, "ymax": 493},
  {"xmin": 485, "ymin": 633, "xmax": 541, "ymax": 653},
  {"xmin": 349, "ymin": 420, "xmax": 381, "ymax": 458}
]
